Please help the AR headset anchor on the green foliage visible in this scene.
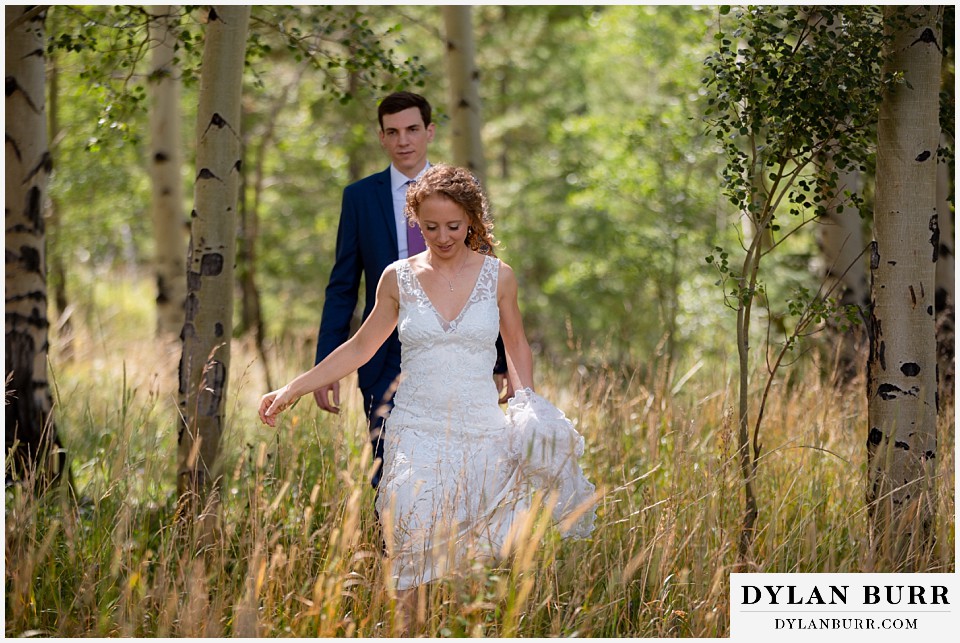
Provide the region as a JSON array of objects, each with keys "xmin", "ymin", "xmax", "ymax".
[
  {"xmin": 703, "ymin": 6, "xmax": 884, "ymax": 222},
  {"xmin": 246, "ymin": 6, "xmax": 427, "ymax": 96},
  {"xmin": 702, "ymin": 6, "xmax": 887, "ymax": 346},
  {"xmin": 472, "ymin": 6, "xmax": 728, "ymax": 364}
]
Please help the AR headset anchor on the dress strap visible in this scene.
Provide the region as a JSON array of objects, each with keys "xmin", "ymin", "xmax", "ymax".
[{"xmin": 473, "ymin": 255, "xmax": 499, "ymax": 303}]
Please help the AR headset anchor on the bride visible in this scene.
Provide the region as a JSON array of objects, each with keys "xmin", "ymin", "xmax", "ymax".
[{"xmin": 259, "ymin": 164, "xmax": 595, "ymax": 630}]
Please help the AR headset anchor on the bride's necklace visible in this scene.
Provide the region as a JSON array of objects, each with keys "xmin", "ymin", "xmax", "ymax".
[{"xmin": 429, "ymin": 253, "xmax": 470, "ymax": 291}]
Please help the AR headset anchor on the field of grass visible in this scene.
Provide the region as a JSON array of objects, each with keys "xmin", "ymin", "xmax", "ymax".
[{"xmin": 5, "ymin": 275, "xmax": 955, "ymax": 637}]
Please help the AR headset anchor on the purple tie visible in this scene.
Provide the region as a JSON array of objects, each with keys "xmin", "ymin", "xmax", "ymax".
[{"xmin": 405, "ymin": 180, "xmax": 426, "ymax": 255}]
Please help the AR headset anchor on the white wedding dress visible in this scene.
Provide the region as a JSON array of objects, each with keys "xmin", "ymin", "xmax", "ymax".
[{"xmin": 375, "ymin": 254, "xmax": 596, "ymax": 590}]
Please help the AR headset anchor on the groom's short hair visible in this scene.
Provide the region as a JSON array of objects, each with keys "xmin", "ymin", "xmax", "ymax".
[{"xmin": 378, "ymin": 91, "xmax": 432, "ymax": 130}]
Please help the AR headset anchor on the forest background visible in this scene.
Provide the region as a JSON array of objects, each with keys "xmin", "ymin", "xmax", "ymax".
[{"xmin": 5, "ymin": 4, "xmax": 956, "ymax": 638}]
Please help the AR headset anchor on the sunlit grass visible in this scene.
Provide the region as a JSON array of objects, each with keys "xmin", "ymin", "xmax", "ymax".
[{"xmin": 6, "ymin": 274, "xmax": 954, "ymax": 637}]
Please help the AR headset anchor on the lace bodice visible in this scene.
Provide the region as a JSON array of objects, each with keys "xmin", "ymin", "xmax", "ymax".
[{"xmin": 388, "ymin": 254, "xmax": 503, "ymax": 436}]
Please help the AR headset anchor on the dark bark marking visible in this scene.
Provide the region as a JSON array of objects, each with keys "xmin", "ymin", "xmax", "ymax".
[
  {"xmin": 161, "ymin": 187, "xmax": 171, "ymax": 196},
  {"xmin": 5, "ymin": 76, "xmax": 41, "ymax": 114},
  {"xmin": 184, "ymin": 292, "xmax": 199, "ymax": 321},
  {"xmin": 925, "ymin": 450, "xmax": 936, "ymax": 460},
  {"xmin": 868, "ymin": 427, "xmax": 884, "ymax": 445},
  {"xmin": 208, "ymin": 6, "xmax": 221, "ymax": 22},
  {"xmin": 4, "ymin": 291, "xmax": 46, "ymax": 304},
  {"xmin": 471, "ymin": 69, "xmax": 480, "ymax": 81},
  {"xmin": 894, "ymin": 440, "xmax": 910, "ymax": 450},
  {"xmin": 877, "ymin": 382, "xmax": 916, "ymax": 400},
  {"xmin": 24, "ymin": 151, "xmax": 53, "ymax": 184},
  {"xmin": 177, "ymin": 353, "xmax": 187, "ymax": 396},
  {"xmin": 5, "ymin": 309, "xmax": 50, "ymax": 331},
  {"xmin": 900, "ymin": 362, "xmax": 920, "ymax": 377},
  {"xmin": 911, "ymin": 27, "xmax": 940, "ymax": 51},
  {"xmin": 187, "ymin": 270, "xmax": 201, "ymax": 292},
  {"xmin": 915, "ymin": 150, "xmax": 931, "ymax": 162},
  {"xmin": 909, "ymin": 285, "xmax": 917, "ymax": 308},
  {"xmin": 887, "ymin": 261, "xmax": 897, "ymax": 266},
  {"xmin": 196, "ymin": 168, "xmax": 222, "ymax": 182},
  {"xmin": 18, "ymin": 245, "xmax": 41, "ymax": 274},
  {"xmin": 154, "ymin": 151, "xmax": 169, "ymax": 163},
  {"xmin": 929, "ymin": 214, "xmax": 939, "ymax": 261},
  {"xmin": 458, "ymin": 98, "xmax": 471, "ymax": 109},
  {"xmin": 191, "ymin": 209, "xmax": 198, "ymax": 219},
  {"xmin": 200, "ymin": 252, "xmax": 223, "ymax": 276},
  {"xmin": 198, "ymin": 360, "xmax": 226, "ymax": 416},
  {"xmin": 25, "ymin": 48, "xmax": 44, "ymax": 59},
  {"xmin": 6, "ymin": 133, "xmax": 22, "ymax": 161},
  {"xmin": 214, "ymin": 322, "xmax": 224, "ymax": 337},
  {"xmin": 928, "ymin": 305, "xmax": 934, "ymax": 316},
  {"xmin": 3, "ymin": 224, "xmax": 35, "ymax": 235},
  {"xmin": 233, "ymin": 159, "xmax": 242, "ymax": 173},
  {"xmin": 201, "ymin": 112, "xmax": 238, "ymax": 140},
  {"xmin": 879, "ymin": 340, "xmax": 886, "ymax": 370},
  {"xmin": 935, "ymin": 362, "xmax": 941, "ymax": 411},
  {"xmin": 870, "ymin": 240, "xmax": 879, "ymax": 270},
  {"xmin": 26, "ymin": 186, "xmax": 44, "ymax": 233}
]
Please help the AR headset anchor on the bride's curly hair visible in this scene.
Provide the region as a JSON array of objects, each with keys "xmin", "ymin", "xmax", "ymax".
[{"xmin": 404, "ymin": 164, "xmax": 498, "ymax": 256}]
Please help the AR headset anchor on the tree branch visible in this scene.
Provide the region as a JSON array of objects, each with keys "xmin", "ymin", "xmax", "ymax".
[{"xmin": 6, "ymin": 5, "xmax": 47, "ymax": 32}]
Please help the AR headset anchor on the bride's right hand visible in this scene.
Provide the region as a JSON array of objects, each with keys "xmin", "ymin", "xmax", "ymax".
[{"xmin": 258, "ymin": 386, "xmax": 297, "ymax": 427}]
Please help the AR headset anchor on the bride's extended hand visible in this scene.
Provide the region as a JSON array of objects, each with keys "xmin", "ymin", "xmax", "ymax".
[{"xmin": 258, "ymin": 386, "xmax": 298, "ymax": 426}]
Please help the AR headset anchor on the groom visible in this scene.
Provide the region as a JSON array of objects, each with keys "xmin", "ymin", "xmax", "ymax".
[{"xmin": 313, "ymin": 91, "xmax": 507, "ymax": 488}]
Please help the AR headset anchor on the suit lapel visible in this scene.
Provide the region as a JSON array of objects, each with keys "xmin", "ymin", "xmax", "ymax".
[{"xmin": 373, "ymin": 168, "xmax": 398, "ymax": 258}]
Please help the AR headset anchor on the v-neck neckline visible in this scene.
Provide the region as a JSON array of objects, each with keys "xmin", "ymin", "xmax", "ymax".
[{"xmin": 408, "ymin": 254, "xmax": 488, "ymax": 329}]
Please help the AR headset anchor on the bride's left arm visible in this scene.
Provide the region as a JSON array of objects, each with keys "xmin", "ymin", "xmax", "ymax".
[{"xmin": 497, "ymin": 260, "xmax": 535, "ymax": 393}]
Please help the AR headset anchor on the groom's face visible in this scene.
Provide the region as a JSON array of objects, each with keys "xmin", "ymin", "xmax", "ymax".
[{"xmin": 379, "ymin": 107, "xmax": 435, "ymax": 178}]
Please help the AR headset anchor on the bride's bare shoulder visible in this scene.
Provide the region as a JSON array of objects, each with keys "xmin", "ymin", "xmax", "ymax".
[{"xmin": 496, "ymin": 258, "xmax": 518, "ymax": 294}]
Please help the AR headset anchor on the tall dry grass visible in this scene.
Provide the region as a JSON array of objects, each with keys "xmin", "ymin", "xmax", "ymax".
[{"xmin": 5, "ymin": 277, "xmax": 954, "ymax": 636}]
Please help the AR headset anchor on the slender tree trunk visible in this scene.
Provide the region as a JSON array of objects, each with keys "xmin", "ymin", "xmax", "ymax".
[
  {"xmin": 5, "ymin": 6, "xmax": 66, "ymax": 487},
  {"xmin": 442, "ymin": 5, "xmax": 486, "ymax": 185},
  {"xmin": 46, "ymin": 32, "xmax": 74, "ymax": 361},
  {"xmin": 867, "ymin": 5, "xmax": 942, "ymax": 571},
  {"xmin": 148, "ymin": 5, "xmax": 188, "ymax": 337},
  {"xmin": 237, "ymin": 69, "xmax": 301, "ymax": 391},
  {"xmin": 346, "ymin": 68, "xmax": 364, "ymax": 184},
  {"xmin": 178, "ymin": 6, "xmax": 250, "ymax": 510},
  {"xmin": 817, "ymin": 159, "xmax": 870, "ymax": 380}
]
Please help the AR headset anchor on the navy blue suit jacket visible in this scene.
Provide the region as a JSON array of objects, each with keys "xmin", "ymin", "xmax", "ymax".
[{"xmin": 315, "ymin": 167, "xmax": 400, "ymax": 394}]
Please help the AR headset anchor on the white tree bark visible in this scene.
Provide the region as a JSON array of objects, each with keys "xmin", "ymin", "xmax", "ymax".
[
  {"xmin": 442, "ymin": 5, "xmax": 486, "ymax": 185},
  {"xmin": 5, "ymin": 6, "xmax": 65, "ymax": 484},
  {"xmin": 867, "ymin": 5, "xmax": 942, "ymax": 569},
  {"xmin": 178, "ymin": 5, "xmax": 250, "ymax": 499},
  {"xmin": 148, "ymin": 5, "xmax": 188, "ymax": 337}
]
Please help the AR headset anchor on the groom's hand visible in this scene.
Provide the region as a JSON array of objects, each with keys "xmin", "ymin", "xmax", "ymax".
[{"xmin": 314, "ymin": 381, "xmax": 341, "ymax": 414}]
